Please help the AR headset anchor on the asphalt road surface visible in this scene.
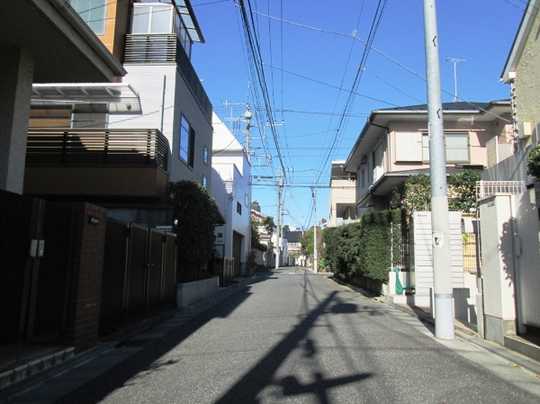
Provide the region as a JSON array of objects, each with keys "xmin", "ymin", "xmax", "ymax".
[{"xmin": 97, "ymin": 268, "xmax": 540, "ymax": 404}]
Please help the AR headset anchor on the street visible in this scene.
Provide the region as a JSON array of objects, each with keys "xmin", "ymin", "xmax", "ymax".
[{"xmin": 93, "ymin": 269, "xmax": 540, "ymax": 404}]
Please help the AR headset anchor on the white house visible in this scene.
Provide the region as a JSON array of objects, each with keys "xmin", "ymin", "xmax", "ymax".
[{"xmin": 211, "ymin": 113, "xmax": 251, "ymax": 275}]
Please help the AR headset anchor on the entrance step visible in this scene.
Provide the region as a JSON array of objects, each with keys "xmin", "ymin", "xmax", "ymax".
[
  {"xmin": 504, "ymin": 335, "xmax": 540, "ymax": 362},
  {"xmin": 0, "ymin": 347, "xmax": 75, "ymax": 391}
]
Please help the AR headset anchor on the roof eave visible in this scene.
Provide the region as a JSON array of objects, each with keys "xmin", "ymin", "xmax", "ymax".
[{"xmin": 501, "ymin": 0, "xmax": 538, "ymax": 82}]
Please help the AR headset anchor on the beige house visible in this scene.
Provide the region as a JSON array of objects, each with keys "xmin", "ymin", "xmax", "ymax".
[
  {"xmin": 495, "ymin": 0, "xmax": 540, "ymax": 181},
  {"xmin": 328, "ymin": 161, "xmax": 357, "ymax": 227},
  {"xmin": 344, "ymin": 101, "xmax": 513, "ymax": 214}
]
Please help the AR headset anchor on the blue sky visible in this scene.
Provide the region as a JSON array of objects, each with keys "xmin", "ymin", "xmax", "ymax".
[{"xmin": 191, "ymin": 0, "xmax": 526, "ymax": 229}]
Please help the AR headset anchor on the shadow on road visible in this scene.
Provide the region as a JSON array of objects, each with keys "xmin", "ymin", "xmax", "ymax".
[{"xmin": 214, "ymin": 272, "xmax": 374, "ymax": 404}]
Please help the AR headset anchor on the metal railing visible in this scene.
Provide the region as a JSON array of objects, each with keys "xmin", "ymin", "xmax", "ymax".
[
  {"xmin": 26, "ymin": 128, "xmax": 170, "ymax": 171},
  {"xmin": 475, "ymin": 180, "xmax": 526, "ymax": 201},
  {"xmin": 124, "ymin": 33, "xmax": 212, "ymax": 122}
]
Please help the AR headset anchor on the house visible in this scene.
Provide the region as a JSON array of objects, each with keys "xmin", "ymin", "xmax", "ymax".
[
  {"xmin": 211, "ymin": 113, "xmax": 251, "ymax": 275},
  {"xmin": 473, "ymin": 0, "xmax": 540, "ymax": 354},
  {"xmin": 328, "ymin": 161, "xmax": 357, "ymax": 227},
  {"xmin": 284, "ymin": 230, "xmax": 304, "ymax": 266},
  {"xmin": 0, "ymin": 0, "xmax": 124, "ymax": 194},
  {"xmin": 251, "ymin": 208, "xmax": 276, "ymax": 268},
  {"xmin": 344, "ymin": 101, "xmax": 513, "ymax": 215},
  {"xmin": 23, "ymin": 0, "xmax": 213, "ymax": 226}
]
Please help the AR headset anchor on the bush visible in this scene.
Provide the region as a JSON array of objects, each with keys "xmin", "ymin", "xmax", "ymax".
[
  {"xmin": 323, "ymin": 209, "xmax": 403, "ymax": 286},
  {"xmin": 169, "ymin": 181, "xmax": 223, "ymax": 282},
  {"xmin": 528, "ymin": 145, "xmax": 540, "ymax": 178}
]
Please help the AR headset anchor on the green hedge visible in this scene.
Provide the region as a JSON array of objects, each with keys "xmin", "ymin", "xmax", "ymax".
[{"xmin": 323, "ymin": 209, "xmax": 403, "ymax": 284}]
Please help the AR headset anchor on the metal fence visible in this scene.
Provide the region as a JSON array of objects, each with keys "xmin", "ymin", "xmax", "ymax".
[{"xmin": 476, "ymin": 180, "xmax": 525, "ymax": 201}]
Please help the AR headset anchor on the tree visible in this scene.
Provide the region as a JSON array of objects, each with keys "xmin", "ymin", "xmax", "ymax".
[
  {"xmin": 263, "ymin": 216, "xmax": 275, "ymax": 235},
  {"xmin": 169, "ymin": 181, "xmax": 223, "ymax": 282},
  {"xmin": 282, "ymin": 224, "xmax": 290, "ymax": 234},
  {"xmin": 251, "ymin": 200, "xmax": 261, "ymax": 212}
]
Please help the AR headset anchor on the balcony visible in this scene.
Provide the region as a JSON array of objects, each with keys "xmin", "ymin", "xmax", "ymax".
[
  {"xmin": 124, "ymin": 33, "xmax": 212, "ymax": 122},
  {"xmin": 24, "ymin": 128, "xmax": 170, "ymax": 198}
]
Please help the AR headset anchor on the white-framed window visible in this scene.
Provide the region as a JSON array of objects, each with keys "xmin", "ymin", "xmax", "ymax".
[
  {"xmin": 422, "ymin": 132, "xmax": 469, "ymax": 163},
  {"xmin": 131, "ymin": 3, "xmax": 174, "ymax": 34},
  {"xmin": 70, "ymin": 0, "xmax": 107, "ymax": 35}
]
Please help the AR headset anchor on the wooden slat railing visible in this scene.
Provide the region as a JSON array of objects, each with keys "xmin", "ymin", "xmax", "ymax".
[
  {"xmin": 123, "ymin": 33, "xmax": 212, "ymax": 123},
  {"xmin": 26, "ymin": 128, "xmax": 170, "ymax": 171}
]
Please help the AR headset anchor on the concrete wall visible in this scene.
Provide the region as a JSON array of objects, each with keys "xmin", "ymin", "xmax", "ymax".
[
  {"xmin": 411, "ymin": 211, "xmax": 465, "ymax": 308},
  {"xmin": 478, "ymin": 195, "xmax": 517, "ymax": 344},
  {"xmin": 176, "ymin": 277, "xmax": 219, "ymax": 308}
]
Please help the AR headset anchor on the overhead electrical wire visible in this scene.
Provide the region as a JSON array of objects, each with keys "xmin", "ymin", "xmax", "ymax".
[
  {"xmin": 314, "ymin": 0, "xmax": 388, "ymax": 185},
  {"xmin": 238, "ymin": 0, "xmax": 288, "ymax": 181}
]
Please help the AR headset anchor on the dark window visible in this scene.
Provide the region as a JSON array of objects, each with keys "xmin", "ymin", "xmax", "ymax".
[
  {"xmin": 236, "ymin": 202, "xmax": 242, "ymax": 215},
  {"xmin": 179, "ymin": 115, "xmax": 195, "ymax": 167}
]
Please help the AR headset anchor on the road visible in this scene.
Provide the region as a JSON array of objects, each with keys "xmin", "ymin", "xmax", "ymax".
[{"xmin": 97, "ymin": 269, "xmax": 540, "ymax": 404}]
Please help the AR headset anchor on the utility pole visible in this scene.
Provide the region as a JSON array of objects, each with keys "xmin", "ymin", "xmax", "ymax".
[
  {"xmin": 312, "ymin": 188, "xmax": 318, "ymax": 273},
  {"xmin": 423, "ymin": 0, "xmax": 454, "ymax": 339},
  {"xmin": 275, "ymin": 176, "xmax": 283, "ymax": 270},
  {"xmin": 446, "ymin": 57, "xmax": 466, "ymax": 102}
]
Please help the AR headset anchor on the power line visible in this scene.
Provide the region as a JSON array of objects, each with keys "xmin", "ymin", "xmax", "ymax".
[
  {"xmin": 238, "ymin": 0, "xmax": 288, "ymax": 180},
  {"xmin": 252, "ymin": 6, "xmax": 513, "ymax": 124},
  {"xmin": 314, "ymin": 0, "xmax": 388, "ymax": 185},
  {"xmin": 265, "ymin": 64, "xmax": 398, "ymax": 107}
]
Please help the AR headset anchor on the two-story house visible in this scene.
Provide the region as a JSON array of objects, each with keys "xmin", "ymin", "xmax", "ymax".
[
  {"xmin": 211, "ymin": 113, "xmax": 251, "ymax": 275},
  {"xmin": 328, "ymin": 160, "xmax": 357, "ymax": 227},
  {"xmin": 344, "ymin": 101, "xmax": 513, "ymax": 215},
  {"xmin": 24, "ymin": 0, "xmax": 213, "ymax": 226}
]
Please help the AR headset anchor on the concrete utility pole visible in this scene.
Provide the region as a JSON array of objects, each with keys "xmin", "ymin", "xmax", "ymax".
[
  {"xmin": 446, "ymin": 57, "xmax": 466, "ymax": 102},
  {"xmin": 312, "ymin": 188, "xmax": 318, "ymax": 273},
  {"xmin": 423, "ymin": 0, "xmax": 454, "ymax": 339},
  {"xmin": 275, "ymin": 176, "xmax": 283, "ymax": 270}
]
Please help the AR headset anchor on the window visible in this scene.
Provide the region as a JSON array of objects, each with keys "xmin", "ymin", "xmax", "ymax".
[
  {"xmin": 236, "ymin": 202, "xmax": 242, "ymax": 215},
  {"xmin": 174, "ymin": 12, "xmax": 193, "ymax": 57},
  {"xmin": 201, "ymin": 175, "xmax": 208, "ymax": 189},
  {"xmin": 422, "ymin": 132, "xmax": 469, "ymax": 163},
  {"xmin": 202, "ymin": 146, "xmax": 209, "ymax": 165},
  {"xmin": 179, "ymin": 115, "xmax": 195, "ymax": 167},
  {"xmin": 131, "ymin": 4, "xmax": 174, "ymax": 34},
  {"xmin": 70, "ymin": 0, "xmax": 107, "ymax": 35}
]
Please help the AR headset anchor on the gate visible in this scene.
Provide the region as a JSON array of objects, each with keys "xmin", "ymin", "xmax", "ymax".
[
  {"xmin": 127, "ymin": 224, "xmax": 149, "ymax": 316},
  {"xmin": 100, "ymin": 221, "xmax": 177, "ymax": 335}
]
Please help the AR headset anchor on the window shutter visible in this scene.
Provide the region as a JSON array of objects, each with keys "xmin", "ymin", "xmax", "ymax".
[{"xmin": 395, "ymin": 132, "xmax": 422, "ymax": 162}]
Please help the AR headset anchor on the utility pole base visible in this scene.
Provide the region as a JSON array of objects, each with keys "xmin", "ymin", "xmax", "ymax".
[{"xmin": 434, "ymin": 293, "xmax": 455, "ymax": 339}]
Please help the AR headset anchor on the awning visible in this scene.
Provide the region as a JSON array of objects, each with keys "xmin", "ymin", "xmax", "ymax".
[
  {"xmin": 176, "ymin": 0, "xmax": 205, "ymax": 42},
  {"xmin": 31, "ymin": 83, "xmax": 142, "ymax": 114}
]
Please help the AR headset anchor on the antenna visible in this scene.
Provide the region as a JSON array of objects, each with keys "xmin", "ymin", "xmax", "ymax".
[{"xmin": 445, "ymin": 57, "xmax": 466, "ymax": 102}]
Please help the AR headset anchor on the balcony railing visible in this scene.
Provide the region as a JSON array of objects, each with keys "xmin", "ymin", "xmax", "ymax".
[
  {"xmin": 26, "ymin": 128, "xmax": 170, "ymax": 171},
  {"xmin": 124, "ymin": 33, "xmax": 212, "ymax": 123}
]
